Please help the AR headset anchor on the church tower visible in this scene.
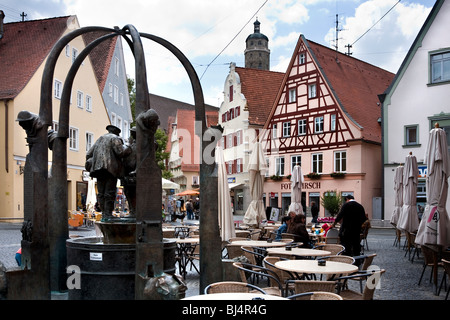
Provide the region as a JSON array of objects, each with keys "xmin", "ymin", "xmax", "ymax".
[{"xmin": 245, "ymin": 19, "xmax": 270, "ymax": 70}]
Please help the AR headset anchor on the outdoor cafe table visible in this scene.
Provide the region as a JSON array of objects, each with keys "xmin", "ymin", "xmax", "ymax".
[
  {"xmin": 168, "ymin": 237, "xmax": 200, "ymax": 278},
  {"xmin": 183, "ymin": 292, "xmax": 288, "ymax": 300},
  {"xmin": 230, "ymin": 240, "xmax": 288, "ymax": 248},
  {"xmin": 275, "ymin": 260, "xmax": 358, "ymax": 280},
  {"xmin": 266, "ymin": 247, "xmax": 331, "ymax": 259}
]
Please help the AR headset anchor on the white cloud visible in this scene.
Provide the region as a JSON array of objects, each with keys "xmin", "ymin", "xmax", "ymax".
[{"xmin": 324, "ymin": 0, "xmax": 432, "ymax": 72}]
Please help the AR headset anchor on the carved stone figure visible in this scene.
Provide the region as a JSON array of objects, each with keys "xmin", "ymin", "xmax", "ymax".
[{"xmin": 85, "ymin": 125, "xmax": 131, "ymax": 222}]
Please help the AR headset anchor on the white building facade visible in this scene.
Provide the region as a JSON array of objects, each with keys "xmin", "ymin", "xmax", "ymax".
[{"xmin": 382, "ymin": 0, "xmax": 450, "ymax": 222}]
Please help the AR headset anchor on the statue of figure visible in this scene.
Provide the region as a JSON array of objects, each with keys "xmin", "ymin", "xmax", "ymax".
[
  {"xmin": 122, "ymin": 127, "xmax": 137, "ymax": 217},
  {"xmin": 15, "ymin": 110, "xmax": 44, "ymax": 153},
  {"xmin": 85, "ymin": 125, "xmax": 131, "ymax": 222}
]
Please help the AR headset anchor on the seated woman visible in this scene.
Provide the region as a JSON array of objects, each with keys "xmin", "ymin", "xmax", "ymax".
[
  {"xmin": 287, "ymin": 213, "xmax": 312, "ymax": 248},
  {"xmin": 275, "ymin": 216, "xmax": 291, "ymax": 241}
]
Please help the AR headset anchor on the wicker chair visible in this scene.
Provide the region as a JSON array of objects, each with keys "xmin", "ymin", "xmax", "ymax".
[
  {"xmin": 336, "ymin": 269, "xmax": 385, "ymax": 300},
  {"xmin": 324, "ymin": 228, "xmax": 340, "ymax": 244},
  {"xmin": 224, "ymin": 244, "xmax": 245, "ymax": 259},
  {"xmin": 204, "ymin": 281, "xmax": 266, "ymax": 294},
  {"xmin": 313, "ymin": 244, "xmax": 345, "ymax": 255},
  {"xmin": 418, "ymin": 245, "xmax": 443, "ymax": 286},
  {"xmin": 232, "ymin": 262, "xmax": 285, "ymax": 296},
  {"xmin": 438, "ymin": 259, "xmax": 450, "ymax": 300},
  {"xmin": 348, "ymin": 253, "xmax": 377, "ymax": 292},
  {"xmin": 263, "ymin": 256, "xmax": 296, "ymax": 291},
  {"xmin": 287, "ymin": 291, "xmax": 343, "ymax": 300},
  {"xmin": 285, "ymin": 280, "xmax": 337, "ymax": 299},
  {"xmin": 322, "ymin": 255, "xmax": 355, "ymax": 264}
]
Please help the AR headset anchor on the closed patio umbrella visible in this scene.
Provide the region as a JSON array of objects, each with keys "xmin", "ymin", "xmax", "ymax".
[
  {"xmin": 86, "ymin": 177, "xmax": 97, "ymax": 213},
  {"xmin": 162, "ymin": 178, "xmax": 180, "ymax": 190},
  {"xmin": 416, "ymin": 125, "xmax": 450, "ymax": 247},
  {"xmin": 390, "ymin": 165, "xmax": 404, "ymax": 226},
  {"xmin": 288, "ymin": 165, "xmax": 304, "ymax": 215},
  {"xmin": 243, "ymin": 142, "xmax": 268, "ymax": 226},
  {"xmin": 397, "ymin": 153, "xmax": 419, "ymax": 233},
  {"xmin": 216, "ymin": 146, "xmax": 235, "ymax": 241}
]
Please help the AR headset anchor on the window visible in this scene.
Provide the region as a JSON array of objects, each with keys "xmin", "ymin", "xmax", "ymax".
[
  {"xmin": 405, "ymin": 125, "xmax": 419, "ymax": 146},
  {"xmin": 229, "ymin": 108, "xmax": 234, "ymax": 120},
  {"xmin": 54, "ymin": 80, "xmax": 62, "ymax": 99},
  {"xmin": 72, "ymin": 48, "xmax": 78, "ymax": 64},
  {"xmin": 228, "ymin": 134, "xmax": 233, "ymax": 148},
  {"xmin": 123, "ymin": 121, "xmax": 129, "ymax": 140},
  {"xmin": 334, "ymin": 151, "xmax": 347, "ymax": 172},
  {"xmin": 85, "ymin": 95, "xmax": 92, "ymax": 112},
  {"xmin": 331, "ymin": 114, "xmax": 336, "ymax": 131},
  {"xmin": 265, "ymin": 158, "xmax": 270, "ymax": 177},
  {"xmin": 227, "ymin": 161, "xmax": 233, "ymax": 174},
  {"xmin": 314, "ymin": 116, "xmax": 324, "ymax": 133},
  {"xmin": 298, "ymin": 119, "xmax": 307, "ymax": 135},
  {"xmin": 236, "ymin": 130, "xmax": 241, "ymax": 145},
  {"xmin": 111, "ymin": 113, "xmax": 116, "ymax": 126},
  {"xmin": 299, "ymin": 53, "xmax": 306, "ymax": 64},
  {"xmin": 229, "ymin": 85, "xmax": 233, "ymax": 102},
  {"xmin": 108, "ymin": 83, "xmax": 113, "ymax": 97},
  {"xmin": 289, "ymin": 88, "xmax": 296, "ymax": 103},
  {"xmin": 76, "ymin": 91, "xmax": 84, "ymax": 109},
  {"xmin": 52, "ymin": 121, "xmax": 59, "ymax": 132},
  {"xmin": 235, "ymin": 106, "xmax": 240, "ymax": 117},
  {"xmin": 291, "ymin": 155, "xmax": 301, "ymax": 171},
  {"xmin": 283, "ymin": 122, "xmax": 291, "ymax": 137},
  {"xmin": 431, "ymin": 51, "xmax": 450, "ymax": 83},
  {"xmin": 312, "ymin": 153, "xmax": 323, "ymax": 173},
  {"xmin": 237, "ymin": 159, "xmax": 242, "ymax": 173},
  {"xmin": 117, "ymin": 116, "xmax": 122, "ymax": 134},
  {"xmin": 120, "ymin": 93, "xmax": 124, "ymax": 106},
  {"xmin": 114, "ymin": 57, "xmax": 119, "ymax": 76},
  {"xmin": 86, "ymin": 132, "xmax": 94, "ymax": 152},
  {"xmin": 114, "ymin": 85, "xmax": 119, "ymax": 104},
  {"xmin": 272, "ymin": 123, "xmax": 277, "ymax": 138},
  {"xmin": 276, "ymin": 157, "xmax": 285, "ymax": 176},
  {"xmin": 65, "ymin": 44, "xmax": 70, "ymax": 57},
  {"xmin": 308, "ymin": 83, "xmax": 317, "ymax": 98},
  {"xmin": 69, "ymin": 127, "xmax": 79, "ymax": 151}
]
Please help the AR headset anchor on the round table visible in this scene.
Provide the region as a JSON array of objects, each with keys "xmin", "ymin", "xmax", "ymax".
[
  {"xmin": 183, "ymin": 292, "xmax": 288, "ymax": 300},
  {"xmin": 266, "ymin": 247, "xmax": 331, "ymax": 258},
  {"xmin": 230, "ymin": 240, "xmax": 287, "ymax": 248},
  {"xmin": 275, "ymin": 260, "xmax": 358, "ymax": 275}
]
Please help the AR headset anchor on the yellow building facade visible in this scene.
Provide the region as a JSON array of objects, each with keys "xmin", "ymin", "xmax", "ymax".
[{"xmin": 0, "ymin": 16, "xmax": 111, "ymax": 221}]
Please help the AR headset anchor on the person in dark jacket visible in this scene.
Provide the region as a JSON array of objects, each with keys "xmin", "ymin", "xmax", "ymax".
[
  {"xmin": 287, "ymin": 213, "xmax": 311, "ymax": 248},
  {"xmin": 332, "ymin": 195, "xmax": 367, "ymax": 256}
]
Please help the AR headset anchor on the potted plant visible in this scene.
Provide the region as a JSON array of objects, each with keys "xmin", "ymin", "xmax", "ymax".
[
  {"xmin": 330, "ymin": 172, "xmax": 346, "ymax": 178},
  {"xmin": 306, "ymin": 172, "xmax": 321, "ymax": 179},
  {"xmin": 320, "ymin": 190, "xmax": 342, "ymax": 217},
  {"xmin": 270, "ymin": 175, "xmax": 283, "ymax": 181}
]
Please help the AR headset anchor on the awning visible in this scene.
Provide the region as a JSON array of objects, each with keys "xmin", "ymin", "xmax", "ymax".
[{"xmin": 228, "ymin": 183, "xmax": 244, "ymax": 189}]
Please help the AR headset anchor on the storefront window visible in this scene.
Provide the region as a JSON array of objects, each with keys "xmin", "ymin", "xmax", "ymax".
[{"xmin": 76, "ymin": 181, "xmax": 87, "ymax": 211}]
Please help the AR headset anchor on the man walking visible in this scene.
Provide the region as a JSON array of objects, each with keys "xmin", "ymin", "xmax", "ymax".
[{"xmin": 332, "ymin": 195, "xmax": 367, "ymax": 257}]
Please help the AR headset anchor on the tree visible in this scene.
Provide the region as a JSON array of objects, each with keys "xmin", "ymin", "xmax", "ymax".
[
  {"xmin": 320, "ymin": 190, "xmax": 342, "ymax": 216},
  {"xmin": 127, "ymin": 76, "xmax": 172, "ymax": 179}
]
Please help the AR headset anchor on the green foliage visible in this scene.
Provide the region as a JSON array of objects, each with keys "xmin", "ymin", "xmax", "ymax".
[{"xmin": 320, "ymin": 190, "xmax": 342, "ymax": 216}]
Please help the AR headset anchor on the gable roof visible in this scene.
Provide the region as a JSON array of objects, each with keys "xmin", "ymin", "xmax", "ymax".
[
  {"xmin": 150, "ymin": 93, "xmax": 218, "ymax": 132},
  {"xmin": 0, "ymin": 16, "xmax": 72, "ymax": 99},
  {"xmin": 306, "ymin": 38, "xmax": 395, "ymax": 143},
  {"xmin": 82, "ymin": 30, "xmax": 118, "ymax": 92},
  {"xmin": 235, "ymin": 67, "xmax": 284, "ymax": 126},
  {"xmin": 264, "ymin": 35, "xmax": 395, "ymax": 144}
]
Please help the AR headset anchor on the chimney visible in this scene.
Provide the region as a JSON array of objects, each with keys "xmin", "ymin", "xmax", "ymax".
[{"xmin": 0, "ymin": 10, "xmax": 5, "ymax": 40}]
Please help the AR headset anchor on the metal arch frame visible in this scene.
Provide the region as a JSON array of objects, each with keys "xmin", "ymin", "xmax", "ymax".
[{"xmin": 22, "ymin": 23, "xmax": 221, "ymax": 298}]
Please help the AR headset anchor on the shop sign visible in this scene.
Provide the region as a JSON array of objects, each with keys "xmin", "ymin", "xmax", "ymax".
[
  {"xmin": 228, "ymin": 177, "xmax": 236, "ymax": 183},
  {"xmin": 280, "ymin": 182, "xmax": 321, "ymax": 190},
  {"xmin": 418, "ymin": 165, "xmax": 427, "ymax": 178}
]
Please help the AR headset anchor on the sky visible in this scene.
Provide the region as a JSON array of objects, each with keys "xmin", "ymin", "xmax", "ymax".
[{"xmin": 0, "ymin": 0, "xmax": 435, "ymax": 108}]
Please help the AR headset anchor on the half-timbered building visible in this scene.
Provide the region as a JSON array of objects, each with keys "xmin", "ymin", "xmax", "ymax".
[{"xmin": 261, "ymin": 35, "xmax": 395, "ymax": 219}]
